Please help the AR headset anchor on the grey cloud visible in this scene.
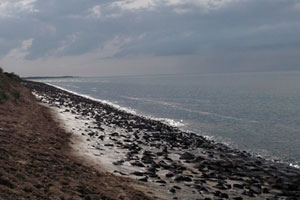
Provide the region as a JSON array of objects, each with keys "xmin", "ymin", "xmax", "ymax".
[{"xmin": 1, "ymin": 0, "xmax": 300, "ymax": 74}]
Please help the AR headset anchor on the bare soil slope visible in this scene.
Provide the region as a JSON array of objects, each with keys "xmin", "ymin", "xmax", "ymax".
[{"xmin": 0, "ymin": 73, "xmax": 151, "ymax": 199}]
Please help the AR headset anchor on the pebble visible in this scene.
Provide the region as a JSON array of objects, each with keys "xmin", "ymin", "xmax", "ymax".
[
  {"xmin": 174, "ymin": 176, "xmax": 192, "ymax": 182},
  {"xmin": 180, "ymin": 152, "xmax": 195, "ymax": 160}
]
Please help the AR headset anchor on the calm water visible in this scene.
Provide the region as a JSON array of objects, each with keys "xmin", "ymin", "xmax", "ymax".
[{"xmin": 35, "ymin": 71, "xmax": 300, "ymax": 167}]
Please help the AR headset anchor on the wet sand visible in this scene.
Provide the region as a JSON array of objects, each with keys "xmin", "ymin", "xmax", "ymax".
[{"xmin": 24, "ymin": 80, "xmax": 300, "ymax": 200}]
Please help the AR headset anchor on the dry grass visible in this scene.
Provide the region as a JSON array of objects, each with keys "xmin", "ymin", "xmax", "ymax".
[{"xmin": 0, "ymin": 77, "xmax": 152, "ymax": 199}]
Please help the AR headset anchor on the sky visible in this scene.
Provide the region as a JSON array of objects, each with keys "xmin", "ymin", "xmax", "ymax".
[{"xmin": 0, "ymin": 0, "xmax": 300, "ymax": 76}]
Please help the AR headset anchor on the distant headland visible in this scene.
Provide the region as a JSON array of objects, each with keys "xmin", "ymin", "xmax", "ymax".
[{"xmin": 22, "ymin": 76, "xmax": 78, "ymax": 80}]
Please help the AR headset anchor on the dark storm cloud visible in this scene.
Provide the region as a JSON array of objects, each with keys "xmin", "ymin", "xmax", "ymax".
[{"xmin": 1, "ymin": 0, "xmax": 300, "ymax": 75}]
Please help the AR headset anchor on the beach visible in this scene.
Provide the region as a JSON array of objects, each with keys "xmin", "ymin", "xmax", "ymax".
[
  {"xmin": 23, "ymin": 80, "xmax": 300, "ymax": 199},
  {"xmin": 0, "ymin": 77, "xmax": 151, "ymax": 200},
  {"xmin": 1, "ymin": 0, "xmax": 300, "ymax": 199}
]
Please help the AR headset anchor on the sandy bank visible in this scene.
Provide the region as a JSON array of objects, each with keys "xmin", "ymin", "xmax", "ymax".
[{"xmin": 0, "ymin": 80, "xmax": 152, "ymax": 199}]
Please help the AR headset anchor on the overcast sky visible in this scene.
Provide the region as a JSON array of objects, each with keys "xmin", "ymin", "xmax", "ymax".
[{"xmin": 0, "ymin": 0, "xmax": 300, "ymax": 76}]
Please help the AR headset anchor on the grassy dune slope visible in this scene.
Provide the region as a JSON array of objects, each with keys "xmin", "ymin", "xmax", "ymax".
[
  {"xmin": 0, "ymin": 68, "xmax": 21, "ymax": 104},
  {"xmin": 0, "ymin": 70, "xmax": 151, "ymax": 200}
]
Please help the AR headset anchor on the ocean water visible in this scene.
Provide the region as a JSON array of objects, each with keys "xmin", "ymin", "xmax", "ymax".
[{"xmin": 33, "ymin": 71, "xmax": 300, "ymax": 167}]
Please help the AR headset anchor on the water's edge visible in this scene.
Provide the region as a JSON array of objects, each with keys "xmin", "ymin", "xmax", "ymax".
[{"xmin": 44, "ymin": 82, "xmax": 299, "ymax": 169}]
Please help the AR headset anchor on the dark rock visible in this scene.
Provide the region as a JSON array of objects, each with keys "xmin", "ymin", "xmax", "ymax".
[
  {"xmin": 249, "ymin": 185, "xmax": 261, "ymax": 194},
  {"xmin": 172, "ymin": 187, "xmax": 181, "ymax": 192},
  {"xmin": 169, "ymin": 188, "xmax": 176, "ymax": 193},
  {"xmin": 165, "ymin": 173, "xmax": 174, "ymax": 178},
  {"xmin": 176, "ymin": 165, "xmax": 187, "ymax": 171},
  {"xmin": 233, "ymin": 197, "xmax": 243, "ymax": 200},
  {"xmin": 156, "ymin": 180, "xmax": 167, "ymax": 184},
  {"xmin": 147, "ymin": 172, "xmax": 158, "ymax": 178},
  {"xmin": 143, "ymin": 151, "xmax": 154, "ymax": 156},
  {"xmin": 233, "ymin": 184, "xmax": 244, "ymax": 189},
  {"xmin": 262, "ymin": 187, "xmax": 269, "ymax": 193},
  {"xmin": 0, "ymin": 178, "xmax": 14, "ymax": 189},
  {"xmin": 174, "ymin": 176, "xmax": 192, "ymax": 182},
  {"xmin": 194, "ymin": 156, "xmax": 205, "ymax": 162},
  {"xmin": 225, "ymin": 184, "xmax": 232, "ymax": 189},
  {"xmin": 98, "ymin": 135, "xmax": 105, "ymax": 140},
  {"xmin": 221, "ymin": 193, "xmax": 229, "ymax": 198},
  {"xmin": 130, "ymin": 161, "xmax": 145, "ymax": 167},
  {"xmin": 132, "ymin": 171, "xmax": 144, "ymax": 176},
  {"xmin": 156, "ymin": 152, "xmax": 164, "ymax": 156},
  {"xmin": 151, "ymin": 162, "xmax": 160, "ymax": 169},
  {"xmin": 112, "ymin": 160, "xmax": 124, "ymax": 166},
  {"xmin": 162, "ymin": 147, "xmax": 168, "ymax": 153},
  {"xmin": 141, "ymin": 155, "xmax": 154, "ymax": 164},
  {"xmin": 139, "ymin": 177, "xmax": 148, "ymax": 182},
  {"xmin": 88, "ymin": 132, "xmax": 95, "ymax": 137},
  {"xmin": 23, "ymin": 187, "xmax": 33, "ymax": 193},
  {"xmin": 147, "ymin": 167, "xmax": 157, "ymax": 173},
  {"xmin": 98, "ymin": 127, "xmax": 104, "ymax": 131},
  {"xmin": 110, "ymin": 132, "xmax": 119, "ymax": 137},
  {"xmin": 113, "ymin": 170, "xmax": 127, "ymax": 176},
  {"xmin": 242, "ymin": 190, "xmax": 255, "ymax": 197},
  {"xmin": 159, "ymin": 160, "xmax": 170, "ymax": 169},
  {"xmin": 215, "ymin": 183, "xmax": 227, "ymax": 190},
  {"xmin": 214, "ymin": 191, "xmax": 229, "ymax": 198}
]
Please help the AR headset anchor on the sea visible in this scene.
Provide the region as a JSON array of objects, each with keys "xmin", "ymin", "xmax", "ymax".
[{"xmin": 32, "ymin": 71, "xmax": 300, "ymax": 168}]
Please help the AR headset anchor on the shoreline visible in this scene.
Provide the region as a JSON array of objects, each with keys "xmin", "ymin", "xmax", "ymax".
[
  {"xmin": 35, "ymin": 81, "xmax": 300, "ymax": 169},
  {"xmin": 24, "ymin": 80, "xmax": 300, "ymax": 199},
  {"xmin": 0, "ymin": 77, "xmax": 151, "ymax": 199},
  {"xmin": 45, "ymin": 102, "xmax": 165, "ymax": 199}
]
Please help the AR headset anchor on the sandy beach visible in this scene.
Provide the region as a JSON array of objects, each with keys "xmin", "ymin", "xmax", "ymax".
[{"xmin": 23, "ymin": 80, "xmax": 300, "ymax": 200}]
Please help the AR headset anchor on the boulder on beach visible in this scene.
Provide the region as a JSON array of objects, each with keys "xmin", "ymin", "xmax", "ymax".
[{"xmin": 179, "ymin": 152, "xmax": 195, "ymax": 160}]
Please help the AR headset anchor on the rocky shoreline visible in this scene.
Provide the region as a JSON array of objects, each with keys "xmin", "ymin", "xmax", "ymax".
[
  {"xmin": 0, "ymin": 75, "xmax": 150, "ymax": 200},
  {"xmin": 24, "ymin": 80, "xmax": 300, "ymax": 200}
]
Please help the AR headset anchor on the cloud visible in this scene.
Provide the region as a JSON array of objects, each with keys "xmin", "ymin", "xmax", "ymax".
[
  {"xmin": 166, "ymin": 0, "xmax": 242, "ymax": 10},
  {"xmin": 1, "ymin": 0, "xmax": 300, "ymax": 76},
  {"xmin": 2, "ymin": 0, "xmax": 300, "ymax": 58},
  {"xmin": 87, "ymin": 5, "xmax": 102, "ymax": 19},
  {"xmin": 0, "ymin": 0, "xmax": 38, "ymax": 18},
  {"xmin": 95, "ymin": 36, "xmax": 133, "ymax": 59},
  {"xmin": 111, "ymin": 0, "xmax": 157, "ymax": 10},
  {"xmin": 111, "ymin": 0, "xmax": 242, "ymax": 12},
  {"xmin": 49, "ymin": 33, "xmax": 81, "ymax": 56},
  {"xmin": 173, "ymin": 8, "xmax": 192, "ymax": 14},
  {"xmin": 3, "ymin": 38, "xmax": 33, "ymax": 60}
]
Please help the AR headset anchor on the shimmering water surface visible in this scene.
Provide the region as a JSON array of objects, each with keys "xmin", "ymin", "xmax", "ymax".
[{"xmin": 34, "ymin": 71, "xmax": 300, "ymax": 167}]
